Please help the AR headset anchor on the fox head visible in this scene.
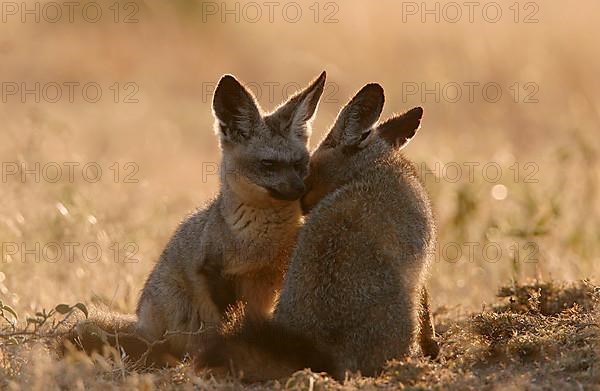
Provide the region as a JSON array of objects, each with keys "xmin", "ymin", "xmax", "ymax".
[
  {"xmin": 301, "ymin": 83, "xmax": 423, "ymax": 213},
  {"xmin": 213, "ymin": 72, "xmax": 326, "ymax": 203}
]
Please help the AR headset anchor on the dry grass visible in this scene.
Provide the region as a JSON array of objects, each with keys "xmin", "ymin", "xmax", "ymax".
[
  {"xmin": 0, "ymin": 0, "xmax": 599, "ymax": 389},
  {"xmin": 1, "ymin": 280, "xmax": 598, "ymax": 390}
]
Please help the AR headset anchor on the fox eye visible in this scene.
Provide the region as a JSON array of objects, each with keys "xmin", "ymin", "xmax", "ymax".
[{"xmin": 261, "ymin": 159, "xmax": 276, "ymax": 167}]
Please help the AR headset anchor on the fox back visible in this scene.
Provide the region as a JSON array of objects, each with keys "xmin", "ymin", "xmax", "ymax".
[{"xmin": 274, "ymin": 85, "xmax": 435, "ymax": 377}]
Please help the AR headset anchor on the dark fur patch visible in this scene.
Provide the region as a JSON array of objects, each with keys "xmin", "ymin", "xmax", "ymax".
[
  {"xmin": 198, "ymin": 260, "xmax": 237, "ymax": 315},
  {"xmin": 197, "ymin": 317, "xmax": 337, "ymax": 379}
]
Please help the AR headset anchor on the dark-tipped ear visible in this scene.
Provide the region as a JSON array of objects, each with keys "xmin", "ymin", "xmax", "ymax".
[
  {"xmin": 377, "ymin": 107, "xmax": 423, "ymax": 149},
  {"xmin": 213, "ymin": 75, "xmax": 262, "ymax": 143},
  {"xmin": 270, "ymin": 71, "xmax": 326, "ymax": 139},
  {"xmin": 325, "ymin": 83, "xmax": 384, "ymax": 148}
]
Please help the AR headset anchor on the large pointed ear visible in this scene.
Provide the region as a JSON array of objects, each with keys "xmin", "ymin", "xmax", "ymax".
[
  {"xmin": 377, "ymin": 107, "xmax": 423, "ymax": 149},
  {"xmin": 212, "ymin": 74, "xmax": 262, "ymax": 143},
  {"xmin": 323, "ymin": 83, "xmax": 384, "ymax": 148},
  {"xmin": 270, "ymin": 71, "xmax": 326, "ymax": 139}
]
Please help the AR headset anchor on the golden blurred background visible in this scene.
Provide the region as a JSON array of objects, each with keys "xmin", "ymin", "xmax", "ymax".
[{"xmin": 0, "ymin": 0, "xmax": 599, "ymax": 317}]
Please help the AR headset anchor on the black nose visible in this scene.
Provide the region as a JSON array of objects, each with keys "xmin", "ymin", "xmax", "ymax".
[
  {"xmin": 291, "ymin": 180, "xmax": 306, "ymax": 196},
  {"xmin": 300, "ymin": 198, "xmax": 312, "ymax": 215},
  {"xmin": 267, "ymin": 182, "xmax": 306, "ymax": 201}
]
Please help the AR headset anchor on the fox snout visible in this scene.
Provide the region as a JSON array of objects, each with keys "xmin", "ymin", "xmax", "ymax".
[
  {"xmin": 300, "ymin": 175, "xmax": 318, "ymax": 214},
  {"xmin": 300, "ymin": 189, "xmax": 322, "ymax": 214},
  {"xmin": 300, "ymin": 174, "xmax": 329, "ymax": 214},
  {"xmin": 266, "ymin": 178, "xmax": 306, "ymax": 201}
]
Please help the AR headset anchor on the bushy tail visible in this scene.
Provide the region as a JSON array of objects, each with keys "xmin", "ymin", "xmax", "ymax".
[
  {"xmin": 196, "ymin": 305, "xmax": 336, "ymax": 382},
  {"xmin": 197, "ymin": 293, "xmax": 438, "ymax": 381},
  {"xmin": 60, "ymin": 311, "xmax": 177, "ymax": 368}
]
